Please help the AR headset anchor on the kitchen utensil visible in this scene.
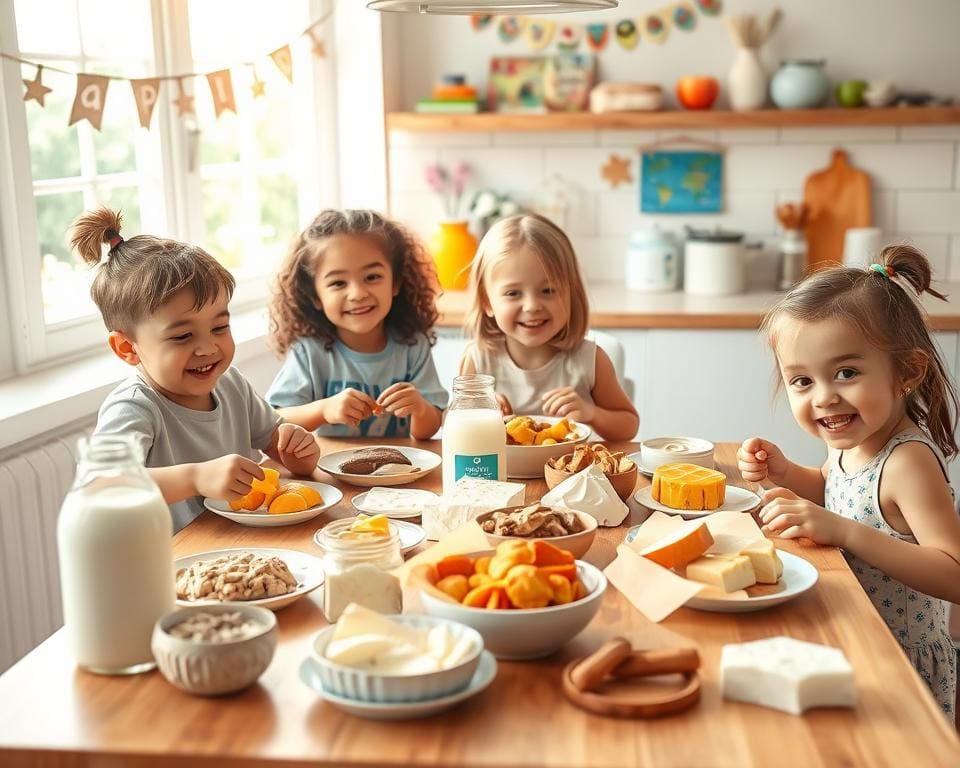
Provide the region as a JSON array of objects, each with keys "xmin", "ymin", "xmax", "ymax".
[
  {"xmin": 683, "ymin": 227, "xmax": 746, "ymax": 296},
  {"xmin": 802, "ymin": 149, "xmax": 872, "ymax": 270},
  {"xmin": 626, "ymin": 229, "xmax": 680, "ymax": 292},
  {"xmin": 842, "ymin": 227, "xmax": 882, "ymax": 269}
]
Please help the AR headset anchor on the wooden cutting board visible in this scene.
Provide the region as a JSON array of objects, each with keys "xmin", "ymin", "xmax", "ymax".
[{"xmin": 802, "ymin": 149, "xmax": 872, "ymax": 270}]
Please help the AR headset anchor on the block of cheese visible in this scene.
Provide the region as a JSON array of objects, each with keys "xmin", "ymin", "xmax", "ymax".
[
  {"xmin": 685, "ymin": 554, "xmax": 756, "ymax": 592},
  {"xmin": 422, "ymin": 477, "xmax": 525, "ymax": 541},
  {"xmin": 652, "ymin": 463, "xmax": 727, "ymax": 510},
  {"xmin": 739, "ymin": 538, "xmax": 783, "ymax": 584},
  {"xmin": 720, "ymin": 636, "xmax": 857, "ymax": 715},
  {"xmin": 640, "ymin": 521, "xmax": 715, "ymax": 569}
]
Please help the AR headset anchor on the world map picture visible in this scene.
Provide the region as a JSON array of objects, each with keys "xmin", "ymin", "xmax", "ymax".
[{"xmin": 640, "ymin": 150, "xmax": 723, "ymax": 213}]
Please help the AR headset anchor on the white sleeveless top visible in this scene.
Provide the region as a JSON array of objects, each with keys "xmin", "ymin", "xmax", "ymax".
[
  {"xmin": 824, "ymin": 430, "xmax": 957, "ymax": 721},
  {"xmin": 466, "ymin": 339, "xmax": 596, "ymax": 416}
]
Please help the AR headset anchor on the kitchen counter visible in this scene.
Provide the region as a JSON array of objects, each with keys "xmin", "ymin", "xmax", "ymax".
[
  {"xmin": 437, "ymin": 282, "xmax": 960, "ymax": 330},
  {"xmin": 1, "ymin": 441, "xmax": 957, "ymax": 768}
]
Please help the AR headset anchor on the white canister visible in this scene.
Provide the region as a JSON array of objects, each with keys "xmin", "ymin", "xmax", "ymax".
[
  {"xmin": 683, "ymin": 228, "xmax": 746, "ymax": 296},
  {"xmin": 842, "ymin": 227, "xmax": 882, "ymax": 269},
  {"xmin": 627, "ymin": 229, "xmax": 680, "ymax": 292}
]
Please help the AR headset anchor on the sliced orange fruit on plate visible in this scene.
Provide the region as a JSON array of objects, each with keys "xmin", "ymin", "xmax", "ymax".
[{"xmin": 268, "ymin": 491, "xmax": 309, "ymax": 515}]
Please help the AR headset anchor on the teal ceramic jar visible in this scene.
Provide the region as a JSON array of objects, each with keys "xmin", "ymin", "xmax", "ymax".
[{"xmin": 770, "ymin": 59, "xmax": 828, "ymax": 109}]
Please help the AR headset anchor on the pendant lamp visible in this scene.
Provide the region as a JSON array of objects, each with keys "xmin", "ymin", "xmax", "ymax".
[{"xmin": 367, "ymin": 1, "xmax": 618, "ymax": 14}]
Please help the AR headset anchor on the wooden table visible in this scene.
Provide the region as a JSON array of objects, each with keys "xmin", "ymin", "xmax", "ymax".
[{"xmin": 0, "ymin": 441, "xmax": 957, "ymax": 767}]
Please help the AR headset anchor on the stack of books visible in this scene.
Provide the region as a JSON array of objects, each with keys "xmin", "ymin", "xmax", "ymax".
[{"xmin": 415, "ymin": 77, "xmax": 482, "ymax": 114}]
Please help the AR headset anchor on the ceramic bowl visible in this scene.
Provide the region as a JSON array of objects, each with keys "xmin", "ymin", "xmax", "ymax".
[
  {"xmin": 543, "ymin": 459, "xmax": 638, "ymax": 502},
  {"xmin": 152, "ymin": 604, "xmax": 277, "ymax": 696},
  {"xmin": 475, "ymin": 507, "xmax": 598, "ymax": 559},
  {"xmin": 309, "ymin": 614, "xmax": 483, "ymax": 703},
  {"xmin": 420, "ymin": 557, "xmax": 607, "ymax": 660},
  {"xmin": 505, "ymin": 416, "xmax": 591, "ymax": 478},
  {"xmin": 638, "ymin": 436, "xmax": 714, "ymax": 475}
]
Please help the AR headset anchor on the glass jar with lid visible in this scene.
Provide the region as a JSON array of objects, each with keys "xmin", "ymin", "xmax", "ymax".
[
  {"xmin": 441, "ymin": 373, "xmax": 507, "ymax": 492},
  {"xmin": 316, "ymin": 518, "xmax": 403, "ymax": 622}
]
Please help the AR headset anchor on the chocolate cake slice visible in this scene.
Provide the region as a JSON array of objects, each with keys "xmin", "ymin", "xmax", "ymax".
[{"xmin": 339, "ymin": 447, "xmax": 412, "ymax": 475}]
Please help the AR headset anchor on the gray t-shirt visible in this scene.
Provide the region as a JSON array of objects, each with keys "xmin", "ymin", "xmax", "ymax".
[
  {"xmin": 94, "ymin": 366, "xmax": 281, "ymax": 532},
  {"xmin": 266, "ymin": 334, "xmax": 449, "ymax": 438}
]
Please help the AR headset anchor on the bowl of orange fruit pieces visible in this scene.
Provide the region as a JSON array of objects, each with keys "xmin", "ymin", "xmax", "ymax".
[
  {"xmin": 203, "ymin": 467, "xmax": 343, "ymax": 528},
  {"xmin": 414, "ymin": 539, "xmax": 607, "ymax": 659},
  {"xmin": 504, "ymin": 415, "xmax": 591, "ymax": 479}
]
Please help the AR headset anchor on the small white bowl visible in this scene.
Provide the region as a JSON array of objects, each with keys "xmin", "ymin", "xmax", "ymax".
[
  {"xmin": 475, "ymin": 507, "xmax": 598, "ymax": 559},
  {"xmin": 152, "ymin": 604, "xmax": 277, "ymax": 696},
  {"xmin": 420, "ymin": 558, "xmax": 607, "ymax": 660},
  {"xmin": 639, "ymin": 436, "xmax": 714, "ymax": 475},
  {"xmin": 506, "ymin": 416, "xmax": 591, "ymax": 479},
  {"xmin": 309, "ymin": 614, "xmax": 483, "ymax": 703}
]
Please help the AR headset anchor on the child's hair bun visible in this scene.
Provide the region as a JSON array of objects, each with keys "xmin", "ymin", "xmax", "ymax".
[
  {"xmin": 70, "ymin": 207, "xmax": 123, "ymax": 266},
  {"xmin": 881, "ymin": 243, "xmax": 945, "ymax": 300}
]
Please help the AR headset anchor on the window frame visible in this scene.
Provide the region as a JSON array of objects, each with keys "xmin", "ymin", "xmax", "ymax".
[{"xmin": 0, "ymin": 0, "xmax": 339, "ymax": 378}]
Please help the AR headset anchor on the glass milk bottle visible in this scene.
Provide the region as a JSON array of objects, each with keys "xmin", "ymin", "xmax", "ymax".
[
  {"xmin": 57, "ymin": 435, "xmax": 174, "ymax": 674},
  {"xmin": 442, "ymin": 374, "xmax": 507, "ymax": 491}
]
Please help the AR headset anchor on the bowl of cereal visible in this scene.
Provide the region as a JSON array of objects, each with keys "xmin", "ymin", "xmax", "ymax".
[
  {"xmin": 475, "ymin": 504, "xmax": 598, "ymax": 559},
  {"xmin": 504, "ymin": 415, "xmax": 591, "ymax": 479},
  {"xmin": 151, "ymin": 604, "xmax": 277, "ymax": 696},
  {"xmin": 544, "ymin": 444, "xmax": 638, "ymax": 501}
]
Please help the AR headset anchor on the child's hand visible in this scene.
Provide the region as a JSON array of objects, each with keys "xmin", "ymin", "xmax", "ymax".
[
  {"xmin": 276, "ymin": 423, "xmax": 321, "ymax": 469},
  {"xmin": 322, "ymin": 388, "xmax": 378, "ymax": 427},
  {"xmin": 738, "ymin": 437, "xmax": 788, "ymax": 484},
  {"xmin": 541, "ymin": 387, "xmax": 596, "ymax": 424},
  {"xmin": 377, "ymin": 382, "xmax": 430, "ymax": 419},
  {"xmin": 496, "ymin": 393, "xmax": 513, "ymax": 416},
  {"xmin": 759, "ymin": 487, "xmax": 847, "ymax": 547},
  {"xmin": 193, "ymin": 454, "xmax": 263, "ymax": 501}
]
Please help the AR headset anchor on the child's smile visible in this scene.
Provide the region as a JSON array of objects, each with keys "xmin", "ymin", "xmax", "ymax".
[{"xmin": 775, "ymin": 316, "xmax": 912, "ymax": 463}]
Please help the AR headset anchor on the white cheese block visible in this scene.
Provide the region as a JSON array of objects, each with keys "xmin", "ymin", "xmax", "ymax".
[
  {"xmin": 739, "ymin": 539, "xmax": 783, "ymax": 584},
  {"xmin": 421, "ymin": 477, "xmax": 525, "ymax": 541},
  {"xmin": 360, "ymin": 488, "xmax": 439, "ymax": 517},
  {"xmin": 685, "ymin": 554, "xmax": 756, "ymax": 592},
  {"xmin": 323, "ymin": 563, "xmax": 402, "ymax": 623},
  {"xmin": 720, "ymin": 636, "xmax": 857, "ymax": 715}
]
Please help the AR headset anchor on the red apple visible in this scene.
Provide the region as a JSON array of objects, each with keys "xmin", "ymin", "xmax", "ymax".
[{"xmin": 676, "ymin": 76, "xmax": 719, "ymax": 110}]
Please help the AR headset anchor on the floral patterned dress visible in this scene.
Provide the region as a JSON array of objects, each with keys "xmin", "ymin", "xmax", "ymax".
[{"xmin": 824, "ymin": 430, "xmax": 957, "ymax": 721}]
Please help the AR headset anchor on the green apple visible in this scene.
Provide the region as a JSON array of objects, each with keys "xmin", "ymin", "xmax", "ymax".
[{"xmin": 836, "ymin": 79, "xmax": 868, "ymax": 107}]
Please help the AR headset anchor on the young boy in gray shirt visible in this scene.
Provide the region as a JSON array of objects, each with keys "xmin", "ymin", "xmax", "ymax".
[{"xmin": 72, "ymin": 207, "xmax": 320, "ymax": 532}]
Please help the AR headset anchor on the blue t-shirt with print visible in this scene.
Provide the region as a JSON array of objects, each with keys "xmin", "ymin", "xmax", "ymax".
[{"xmin": 266, "ymin": 334, "xmax": 449, "ymax": 437}]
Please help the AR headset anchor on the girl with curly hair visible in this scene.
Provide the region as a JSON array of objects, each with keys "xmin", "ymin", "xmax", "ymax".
[{"xmin": 266, "ymin": 209, "xmax": 448, "ymax": 439}]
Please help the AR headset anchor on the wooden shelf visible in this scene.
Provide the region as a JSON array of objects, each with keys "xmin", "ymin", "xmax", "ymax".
[{"xmin": 387, "ymin": 105, "xmax": 960, "ymax": 132}]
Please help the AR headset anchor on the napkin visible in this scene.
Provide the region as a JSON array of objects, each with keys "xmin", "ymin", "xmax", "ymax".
[
  {"xmin": 542, "ymin": 463, "xmax": 628, "ymax": 526},
  {"xmin": 605, "ymin": 510, "xmax": 772, "ymax": 621}
]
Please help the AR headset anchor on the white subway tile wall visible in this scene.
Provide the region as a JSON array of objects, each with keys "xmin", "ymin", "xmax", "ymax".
[{"xmin": 388, "ymin": 127, "xmax": 960, "ymax": 285}]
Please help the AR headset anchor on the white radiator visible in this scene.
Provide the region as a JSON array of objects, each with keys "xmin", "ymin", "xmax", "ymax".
[{"xmin": 0, "ymin": 424, "xmax": 92, "ymax": 673}]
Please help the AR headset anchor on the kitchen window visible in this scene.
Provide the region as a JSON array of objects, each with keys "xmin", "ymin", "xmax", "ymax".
[{"xmin": 0, "ymin": 0, "xmax": 334, "ymax": 377}]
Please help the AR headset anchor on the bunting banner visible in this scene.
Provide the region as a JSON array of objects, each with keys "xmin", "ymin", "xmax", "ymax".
[
  {"xmin": 1, "ymin": 10, "xmax": 332, "ymax": 132},
  {"xmin": 68, "ymin": 73, "xmax": 109, "ymax": 130},
  {"xmin": 470, "ymin": 0, "xmax": 720, "ymax": 51}
]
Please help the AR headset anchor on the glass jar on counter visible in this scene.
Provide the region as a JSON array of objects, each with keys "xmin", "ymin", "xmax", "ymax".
[{"xmin": 316, "ymin": 518, "xmax": 404, "ymax": 622}]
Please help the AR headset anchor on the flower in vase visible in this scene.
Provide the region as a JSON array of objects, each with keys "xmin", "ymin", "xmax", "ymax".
[{"xmin": 424, "ymin": 161, "xmax": 472, "ymax": 219}]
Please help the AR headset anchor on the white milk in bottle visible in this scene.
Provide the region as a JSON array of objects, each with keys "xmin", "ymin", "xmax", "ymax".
[
  {"xmin": 442, "ymin": 374, "xmax": 507, "ymax": 491},
  {"xmin": 57, "ymin": 435, "xmax": 174, "ymax": 674}
]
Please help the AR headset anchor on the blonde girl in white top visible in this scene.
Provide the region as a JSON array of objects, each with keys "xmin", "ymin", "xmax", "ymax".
[{"xmin": 459, "ymin": 213, "xmax": 638, "ymax": 441}]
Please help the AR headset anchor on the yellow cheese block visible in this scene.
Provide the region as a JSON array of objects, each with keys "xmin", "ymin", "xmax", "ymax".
[
  {"xmin": 685, "ymin": 554, "xmax": 756, "ymax": 593},
  {"xmin": 739, "ymin": 539, "xmax": 783, "ymax": 584},
  {"xmin": 640, "ymin": 521, "xmax": 715, "ymax": 569},
  {"xmin": 651, "ymin": 463, "xmax": 726, "ymax": 510}
]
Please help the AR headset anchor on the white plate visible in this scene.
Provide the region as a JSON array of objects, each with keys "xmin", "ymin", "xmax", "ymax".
[
  {"xmin": 298, "ymin": 650, "xmax": 497, "ymax": 720},
  {"xmin": 203, "ymin": 481, "xmax": 343, "ymax": 527},
  {"xmin": 317, "ymin": 446, "xmax": 441, "ymax": 487},
  {"xmin": 312, "ymin": 519, "xmax": 426, "ymax": 555},
  {"xmin": 633, "ymin": 485, "xmax": 761, "ymax": 519},
  {"xmin": 686, "ymin": 551, "xmax": 818, "ymax": 612},
  {"xmin": 622, "ymin": 533, "xmax": 819, "ymax": 614},
  {"xmin": 351, "ymin": 488, "xmax": 439, "ymax": 520},
  {"xmin": 174, "ymin": 547, "xmax": 324, "ymax": 611}
]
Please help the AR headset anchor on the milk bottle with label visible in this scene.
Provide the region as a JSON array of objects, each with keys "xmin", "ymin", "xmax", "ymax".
[
  {"xmin": 442, "ymin": 374, "xmax": 507, "ymax": 491},
  {"xmin": 57, "ymin": 435, "xmax": 174, "ymax": 674}
]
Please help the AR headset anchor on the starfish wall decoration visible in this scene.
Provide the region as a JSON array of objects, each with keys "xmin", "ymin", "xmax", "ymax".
[{"xmin": 601, "ymin": 153, "xmax": 633, "ymax": 188}]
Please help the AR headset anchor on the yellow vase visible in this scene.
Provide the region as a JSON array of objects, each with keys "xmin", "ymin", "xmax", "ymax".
[{"xmin": 429, "ymin": 221, "xmax": 477, "ymax": 291}]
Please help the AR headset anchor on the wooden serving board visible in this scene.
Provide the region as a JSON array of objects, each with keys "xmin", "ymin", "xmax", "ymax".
[{"xmin": 803, "ymin": 148, "xmax": 872, "ymax": 270}]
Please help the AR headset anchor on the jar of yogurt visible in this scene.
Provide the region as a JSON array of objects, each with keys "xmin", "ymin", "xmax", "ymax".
[{"xmin": 316, "ymin": 519, "xmax": 403, "ymax": 622}]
